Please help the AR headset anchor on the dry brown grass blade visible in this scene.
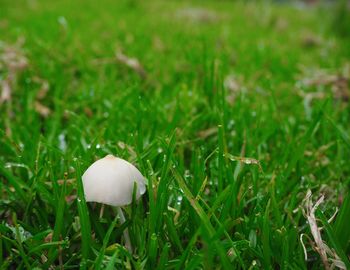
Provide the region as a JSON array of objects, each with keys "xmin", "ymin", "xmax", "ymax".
[
  {"xmin": 152, "ymin": 36, "xmax": 165, "ymax": 52},
  {"xmin": 83, "ymin": 107, "xmax": 94, "ymax": 118},
  {"xmin": 34, "ymin": 101, "xmax": 51, "ymax": 118},
  {"xmin": 32, "ymin": 77, "xmax": 52, "ymax": 118},
  {"xmin": 301, "ymin": 32, "xmax": 321, "ymax": 48},
  {"xmin": 167, "ymin": 206, "xmax": 180, "ymax": 225},
  {"xmin": 1, "ymin": 42, "xmax": 53, "ymax": 119},
  {"xmin": 32, "ymin": 76, "xmax": 50, "ymax": 100},
  {"xmin": 296, "ymin": 64, "xmax": 350, "ymax": 102},
  {"xmin": 115, "ymin": 51, "xmax": 146, "ymax": 79},
  {"xmin": 117, "ymin": 141, "xmax": 137, "ymax": 160},
  {"xmin": 1, "ymin": 45, "xmax": 28, "ymax": 71},
  {"xmin": 197, "ymin": 127, "xmax": 217, "ymax": 139},
  {"xmin": 302, "ymin": 190, "xmax": 330, "ymax": 269},
  {"xmin": 65, "ymin": 194, "xmax": 77, "ymax": 203},
  {"xmin": 175, "ymin": 8, "xmax": 218, "ymax": 24},
  {"xmin": 224, "ymin": 74, "xmax": 240, "ymax": 93},
  {"xmin": 0, "ymin": 41, "xmax": 28, "ymax": 104},
  {"xmin": 223, "ymin": 73, "xmax": 244, "ymax": 104},
  {"xmin": 0, "ymin": 78, "xmax": 11, "ymax": 103},
  {"xmin": 45, "ymin": 178, "xmax": 75, "ymax": 187},
  {"xmin": 332, "ymin": 76, "xmax": 349, "ymax": 102},
  {"xmin": 301, "ymin": 190, "xmax": 346, "ymax": 270},
  {"xmin": 0, "ymin": 41, "xmax": 29, "ymax": 136}
]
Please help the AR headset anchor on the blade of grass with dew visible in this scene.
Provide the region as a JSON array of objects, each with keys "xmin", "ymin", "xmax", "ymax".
[
  {"xmin": 0, "ymin": 163, "xmax": 28, "ymax": 203},
  {"xmin": 95, "ymin": 215, "xmax": 118, "ymax": 270},
  {"xmin": 175, "ymin": 228, "xmax": 200, "ymax": 270},
  {"xmin": 334, "ymin": 191, "xmax": 350, "ymax": 251},
  {"xmin": 1, "ymin": 235, "xmax": 23, "ymax": 268},
  {"xmin": 262, "ymin": 200, "xmax": 272, "ymax": 268},
  {"xmin": 0, "ymin": 233, "xmax": 2, "ymax": 266},
  {"xmin": 146, "ymin": 160, "xmax": 157, "ymax": 236},
  {"xmin": 28, "ymin": 240, "xmax": 68, "ymax": 255},
  {"xmin": 217, "ymin": 124, "xmax": 226, "ymax": 193},
  {"xmin": 280, "ymin": 107, "xmax": 324, "ymax": 196},
  {"xmin": 105, "ymin": 250, "xmax": 119, "ymax": 270},
  {"xmin": 46, "ymin": 177, "xmax": 67, "ymax": 266},
  {"xmin": 171, "ymin": 166, "xmax": 235, "ymax": 269},
  {"xmin": 75, "ymin": 159, "xmax": 91, "ymax": 268},
  {"xmin": 12, "ymin": 213, "xmax": 31, "ymax": 269},
  {"xmin": 326, "ymin": 114, "xmax": 350, "ymax": 148},
  {"xmin": 199, "ymin": 196, "xmax": 246, "ymax": 268},
  {"xmin": 163, "ymin": 212, "xmax": 183, "ymax": 253},
  {"xmin": 148, "ymin": 233, "xmax": 158, "ymax": 268},
  {"xmin": 156, "ymin": 242, "xmax": 171, "ymax": 270},
  {"xmin": 153, "ymin": 133, "xmax": 177, "ymax": 233}
]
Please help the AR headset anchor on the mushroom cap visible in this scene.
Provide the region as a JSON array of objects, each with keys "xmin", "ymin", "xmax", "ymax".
[{"xmin": 82, "ymin": 154, "xmax": 146, "ymax": 206}]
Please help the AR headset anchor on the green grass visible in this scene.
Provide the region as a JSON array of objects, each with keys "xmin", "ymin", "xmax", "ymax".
[{"xmin": 1, "ymin": 0, "xmax": 350, "ymax": 269}]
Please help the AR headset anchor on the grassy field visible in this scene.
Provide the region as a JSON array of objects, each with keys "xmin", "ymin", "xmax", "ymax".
[{"xmin": 1, "ymin": 0, "xmax": 350, "ymax": 269}]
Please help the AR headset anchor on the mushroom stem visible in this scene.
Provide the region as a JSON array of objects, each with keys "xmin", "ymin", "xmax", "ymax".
[
  {"xmin": 117, "ymin": 207, "xmax": 133, "ymax": 253},
  {"xmin": 99, "ymin": 204, "xmax": 105, "ymax": 219}
]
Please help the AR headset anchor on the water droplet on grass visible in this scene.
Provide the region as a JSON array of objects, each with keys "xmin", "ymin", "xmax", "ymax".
[
  {"xmin": 58, "ymin": 133, "xmax": 67, "ymax": 152},
  {"xmin": 58, "ymin": 16, "xmax": 68, "ymax": 29},
  {"xmin": 227, "ymin": 119, "xmax": 235, "ymax": 129}
]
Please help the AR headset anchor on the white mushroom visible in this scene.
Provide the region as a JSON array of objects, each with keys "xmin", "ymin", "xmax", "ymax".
[
  {"xmin": 82, "ymin": 154, "xmax": 146, "ymax": 206},
  {"xmin": 82, "ymin": 154, "xmax": 146, "ymax": 252}
]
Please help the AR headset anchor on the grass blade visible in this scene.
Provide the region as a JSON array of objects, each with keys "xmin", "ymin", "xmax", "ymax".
[
  {"xmin": 334, "ymin": 191, "xmax": 350, "ymax": 251},
  {"xmin": 95, "ymin": 216, "xmax": 118, "ymax": 270},
  {"xmin": 317, "ymin": 210, "xmax": 350, "ymax": 269},
  {"xmin": 75, "ymin": 159, "xmax": 92, "ymax": 269}
]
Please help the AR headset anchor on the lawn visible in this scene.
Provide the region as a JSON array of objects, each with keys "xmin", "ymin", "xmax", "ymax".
[{"xmin": 1, "ymin": 0, "xmax": 350, "ymax": 269}]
